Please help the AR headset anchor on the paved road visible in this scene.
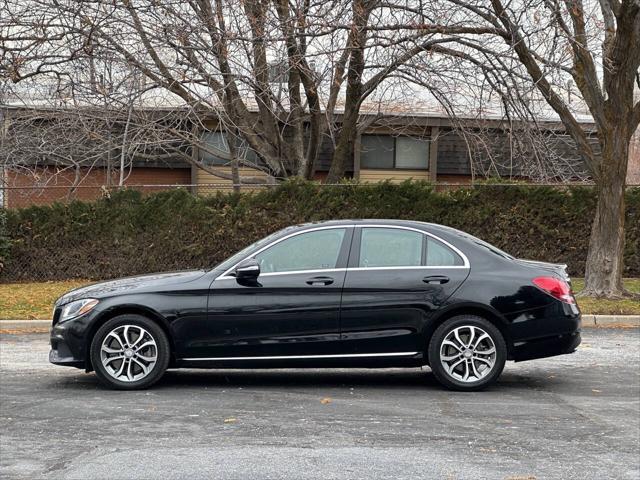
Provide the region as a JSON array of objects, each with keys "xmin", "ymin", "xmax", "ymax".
[{"xmin": 0, "ymin": 330, "xmax": 638, "ymax": 480}]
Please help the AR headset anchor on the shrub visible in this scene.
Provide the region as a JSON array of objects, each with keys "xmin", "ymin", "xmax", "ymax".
[
  {"xmin": 2, "ymin": 181, "xmax": 638, "ymax": 281},
  {"xmin": 0, "ymin": 208, "xmax": 10, "ymax": 274}
]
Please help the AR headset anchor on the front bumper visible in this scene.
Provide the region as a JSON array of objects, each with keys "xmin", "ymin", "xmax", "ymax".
[
  {"xmin": 49, "ymin": 345, "xmax": 84, "ymax": 368},
  {"xmin": 49, "ymin": 310, "xmax": 96, "ymax": 370}
]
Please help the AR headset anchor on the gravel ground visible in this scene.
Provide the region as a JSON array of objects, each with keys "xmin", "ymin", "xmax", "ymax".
[{"xmin": 0, "ymin": 329, "xmax": 639, "ymax": 480}]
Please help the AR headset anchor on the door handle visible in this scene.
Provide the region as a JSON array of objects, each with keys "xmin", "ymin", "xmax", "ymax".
[
  {"xmin": 423, "ymin": 275, "xmax": 450, "ymax": 284},
  {"xmin": 306, "ymin": 276, "xmax": 334, "ymax": 286}
]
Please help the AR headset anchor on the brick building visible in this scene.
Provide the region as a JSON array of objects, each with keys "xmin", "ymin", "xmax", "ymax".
[{"xmin": 2, "ymin": 105, "xmax": 638, "ymax": 208}]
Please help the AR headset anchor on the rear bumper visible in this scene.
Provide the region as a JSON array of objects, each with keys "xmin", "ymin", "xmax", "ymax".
[
  {"xmin": 506, "ymin": 300, "xmax": 582, "ymax": 362},
  {"xmin": 512, "ymin": 331, "xmax": 581, "ymax": 362}
]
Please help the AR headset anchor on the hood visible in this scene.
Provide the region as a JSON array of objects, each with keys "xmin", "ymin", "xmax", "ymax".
[
  {"xmin": 55, "ymin": 270, "xmax": 207, "ymax": 306},
  {"xmin": 514, "ymin": 259, "xmax": 570, "ymax": 281}
]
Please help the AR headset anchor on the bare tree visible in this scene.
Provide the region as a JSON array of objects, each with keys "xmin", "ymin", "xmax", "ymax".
[
  {"xmin": 323, "ymin": 0, "xmax": 504, "ymax": 181},
  {"xmin": 493, "ymin": 0, "xmax": 639, "ymax": 298},
  {"xmin": 388, "ymin": 0, "xmax": 638, "ymax": 297},
  {"xmin": 1, "ymin": 0, "xmax": 505, "ymax": 184}
]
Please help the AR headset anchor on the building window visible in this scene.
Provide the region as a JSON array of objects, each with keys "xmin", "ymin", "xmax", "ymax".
[
  {"xmin": 360, "ymin": 135, "xmax": 429, "ymax": 170},
  {"xmin": 199, "ymin": 132, "xmax": 258, "ymax": 166}
]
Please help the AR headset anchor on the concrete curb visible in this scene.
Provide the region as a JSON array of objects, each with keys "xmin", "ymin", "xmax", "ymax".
[
  {"xmin": 1, "ymin": 316, "xmax": 639, "ymax": 330},
  {"xmin": 0, "ymin": 320, "xmax": 51, "ymax": 329},
  {"xmin": 581, "ymin": 315, "xmax": 640, "ymax": 328}
]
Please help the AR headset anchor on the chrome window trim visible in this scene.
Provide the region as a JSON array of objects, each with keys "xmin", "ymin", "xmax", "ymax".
[
  {"xmin": 348, "ymin": 265, "xmax": 468, "ymax": 271},
  {"xmin": 216, "ymin": 223, "xmax": 470, "ymax": 280},
  {"xmin": 181, "ymin": 351, "xmax": 419, "ymax": 361},
  {"xmin": 216, "ymin": 268, "xmax": 347, "ymax": 279}
]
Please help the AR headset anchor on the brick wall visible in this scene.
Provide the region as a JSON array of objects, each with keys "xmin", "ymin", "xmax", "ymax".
[{"xmin": 5, "ymin": 166, "xmax": 191, "ymax": 208}]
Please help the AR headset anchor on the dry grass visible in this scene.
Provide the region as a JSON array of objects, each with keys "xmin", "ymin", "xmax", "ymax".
[
  {"xmin": 0, "ymin": 277, "xmax": 638, "ymax": 320},
  {"xmin": 0, "ymin": 280, "xmax": 90, "ymax": 320},
  {"xmin": 572, "ymin": 278, "xmax": 640, "ymax": 315}
]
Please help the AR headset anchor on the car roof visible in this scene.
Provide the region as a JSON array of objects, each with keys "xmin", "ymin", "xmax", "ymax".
[{"xmin": 293, "ymin": 219, "xmax": 447, "ymax": 232}]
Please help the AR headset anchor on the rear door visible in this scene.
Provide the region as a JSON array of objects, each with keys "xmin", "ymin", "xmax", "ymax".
[{"xmin": 339, "ymin": 226, "xmax": 470, "ymax": 355}]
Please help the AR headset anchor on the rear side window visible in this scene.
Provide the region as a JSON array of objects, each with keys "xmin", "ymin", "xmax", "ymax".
[
  {"xmin": 426, "ymin": 237, "xmax": 464, "ymax": 266},
  {"xmin": 359, "ymin": 228, "xmax": 423, "ymax": 267},
  {"xmin": 357, "ymin": 227, "xmax": 465, "ymax": 268}
]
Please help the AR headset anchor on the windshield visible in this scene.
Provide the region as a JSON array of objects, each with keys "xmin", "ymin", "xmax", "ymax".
[{"xmin": 212, "ymin": 226, "xmax": 297, "ymax": 272}]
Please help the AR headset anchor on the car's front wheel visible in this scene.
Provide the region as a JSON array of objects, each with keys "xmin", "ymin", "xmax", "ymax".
[
  {"xmin": 428, "ymin": 315, "xmax": 507, "ymax": 391},
  {"xmin": 90, "ymin": 314, "xmax": 170, "ymax": 390}
]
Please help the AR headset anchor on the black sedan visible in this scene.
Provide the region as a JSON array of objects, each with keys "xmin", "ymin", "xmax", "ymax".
[{"xmin": 50, "ymin": 220, "xmax": 581, "ymax": 391}]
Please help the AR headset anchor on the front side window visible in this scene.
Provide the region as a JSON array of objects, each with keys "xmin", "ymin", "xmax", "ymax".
[
  {"xmin": 255, "ymin": 228, "xmax": 347, "ymax": 274},
  {"xmin": 359, "ymin": 228, "xmax": 423, "ymax": 268}
]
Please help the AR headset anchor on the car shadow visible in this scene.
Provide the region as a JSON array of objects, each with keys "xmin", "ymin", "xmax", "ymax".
[
  {"xmin": 47, "ymin": 367, "xmax": 557, "ymax": 392},
  {"xmin": 158, "ymin": 368, "xmax": 439, "ymax": 389}
]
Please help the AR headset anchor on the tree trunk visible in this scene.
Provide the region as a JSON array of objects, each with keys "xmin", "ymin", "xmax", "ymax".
[
  {"xmin": 325, "ymin": 0, "xmax": 369, "ymax": 183},
  {"xmin": 581, "ymin": 128, "xmax": 630, "ymax": 298},
  {"xmin": 326, "ymin": 111, "xmax": 358, "ymax": 183},
  {"xmin": 226, "ymin": 130, "xmax": 241, "ymax": 193}
]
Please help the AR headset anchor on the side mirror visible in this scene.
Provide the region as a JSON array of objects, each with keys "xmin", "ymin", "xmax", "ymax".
[{"xmin": 235, "ymin": 259, "xmax": 260, "ymax": 279}]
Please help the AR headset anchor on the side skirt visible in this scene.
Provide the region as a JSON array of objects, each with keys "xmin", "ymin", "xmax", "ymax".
[{"xmin": 175, "ymin": 352, "xmax": 425, "ymax": 369}]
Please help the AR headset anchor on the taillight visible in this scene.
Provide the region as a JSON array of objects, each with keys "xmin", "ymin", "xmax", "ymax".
[{"xmin": 532, "ymin": 276, "xmax": 575, "ymax": 304}]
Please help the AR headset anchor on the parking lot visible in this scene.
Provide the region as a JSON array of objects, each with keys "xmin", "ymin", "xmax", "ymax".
[{"xmin": 0, "ymin": 329, "xmax": 638, "ymax": 480}]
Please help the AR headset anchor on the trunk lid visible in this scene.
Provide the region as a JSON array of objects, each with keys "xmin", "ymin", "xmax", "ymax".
[{"xmin": 514, "ymin": 259, "xmax": 571, "ymax": 283}]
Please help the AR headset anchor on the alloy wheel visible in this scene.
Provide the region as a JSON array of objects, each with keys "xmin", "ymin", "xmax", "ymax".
[
  {"xmin": 439, "ymin": 325, "xmax": 497, "ymax": 383},
  {"xmin": 100, "ymin": 325, "xmax": 158, "ymax": 382}
]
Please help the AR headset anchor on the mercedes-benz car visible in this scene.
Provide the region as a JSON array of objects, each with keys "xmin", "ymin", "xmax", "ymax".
[{"xmin": 49, "ymin": 220, "xmax": 581, "ymax": 391}]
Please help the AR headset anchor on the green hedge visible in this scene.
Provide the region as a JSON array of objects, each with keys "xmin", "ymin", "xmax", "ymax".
[{"xmin": 2, "ymin": 181, "xmax": 639, "ymax": 281}]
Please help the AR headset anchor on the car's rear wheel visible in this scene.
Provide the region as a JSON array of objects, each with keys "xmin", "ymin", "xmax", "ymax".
[
  {"xmin": 90, "ymin": 314, "xmax": 170, "ymax": 390},
  {"xmin": 428, "ymin": 315, "xmax": 506, "ymax": 391}
]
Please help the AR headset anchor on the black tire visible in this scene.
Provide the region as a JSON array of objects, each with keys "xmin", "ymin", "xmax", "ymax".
[
  {"xmin": 90, "ymin": 314, "xmax": 170, "ymax": 390},
  {"xmin": 427, "ymin": 315, "xmax": 507, "ymax": 391}
]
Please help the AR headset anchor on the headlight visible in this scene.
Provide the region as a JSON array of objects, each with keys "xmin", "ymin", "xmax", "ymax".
[{"xmin": 59, "ymin": 299, "xmax": 99, "ymax": 323}]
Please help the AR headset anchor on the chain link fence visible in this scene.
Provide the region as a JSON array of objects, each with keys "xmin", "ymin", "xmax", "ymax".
[{"xmin": 5, "ymin": 180, "xmax": 638, "ymax": 210}]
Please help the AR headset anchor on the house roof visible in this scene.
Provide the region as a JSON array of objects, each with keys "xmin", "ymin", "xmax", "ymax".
[{"xmin": 2, "ymin": 80, "xmax": 596, "ymax": 126}]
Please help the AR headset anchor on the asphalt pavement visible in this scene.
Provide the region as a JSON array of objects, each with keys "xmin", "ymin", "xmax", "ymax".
[{"xmin": 0, "ymin": 329, "xmax": 639, "ymax": 480}]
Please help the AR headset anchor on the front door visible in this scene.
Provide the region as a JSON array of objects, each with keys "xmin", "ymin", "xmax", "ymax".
[
  {"xmin": 182, "ymin": 227, "xmax": 353, "ymax": 359},
  {"xmin": 339, "ymin": 226, "xmax": 470, "ymax": 355}
]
